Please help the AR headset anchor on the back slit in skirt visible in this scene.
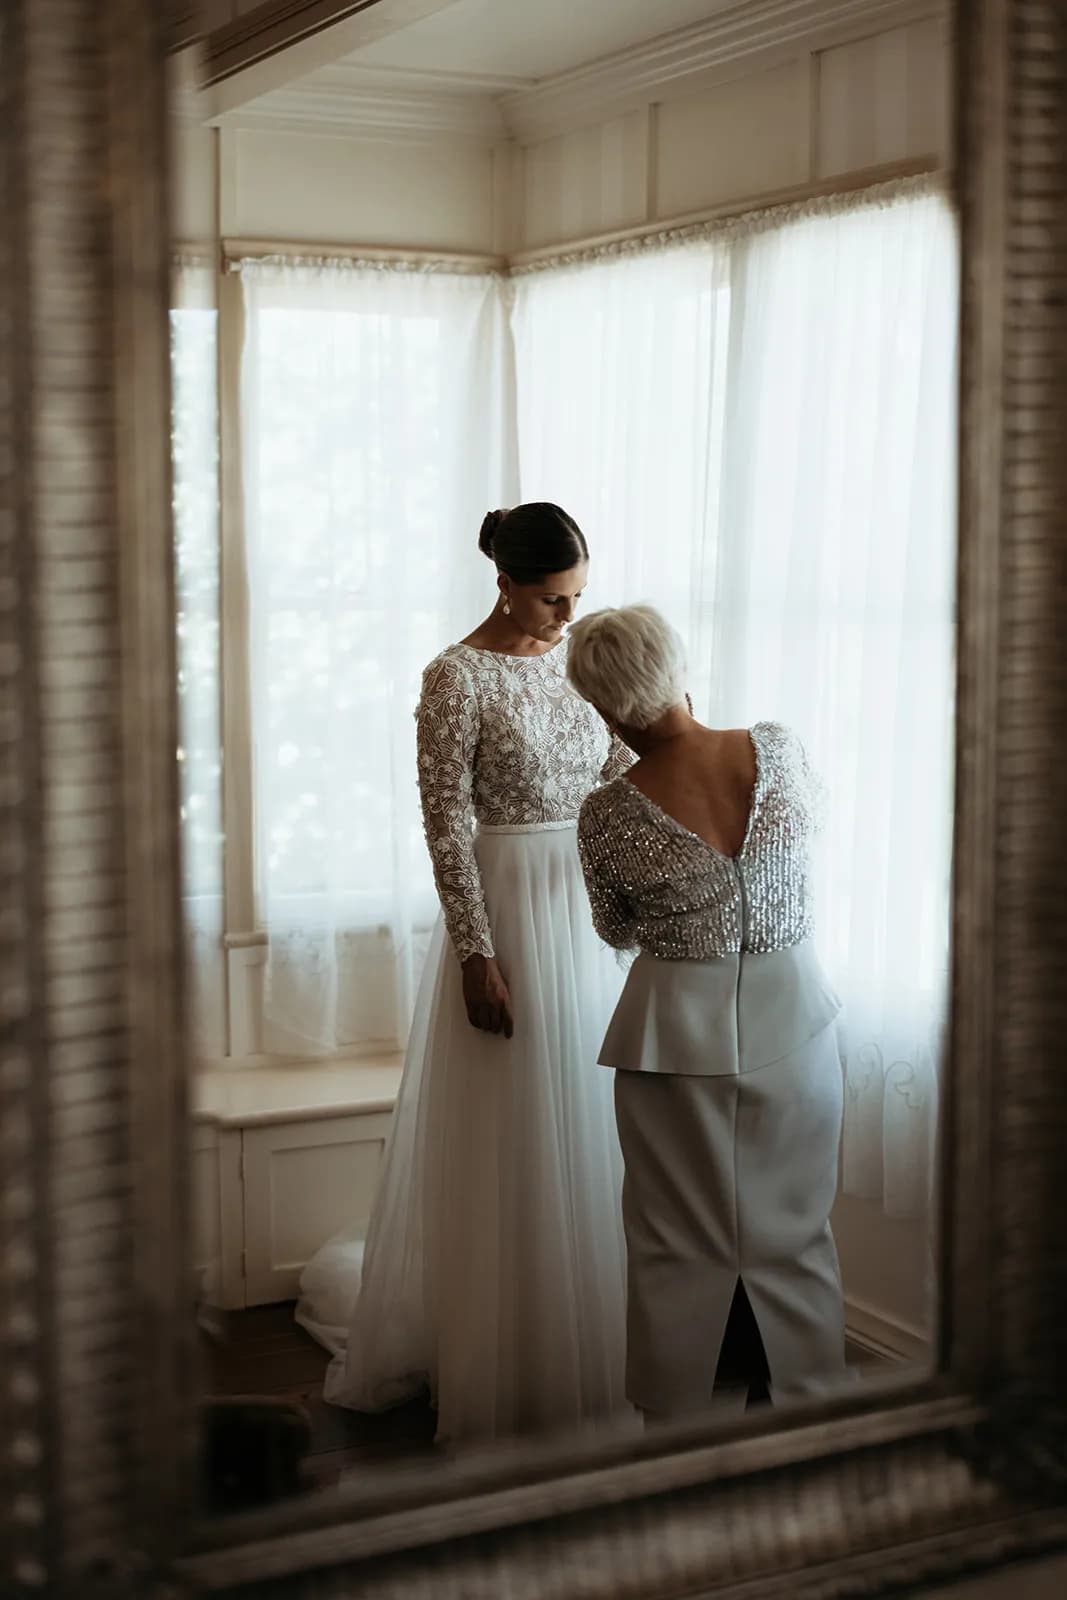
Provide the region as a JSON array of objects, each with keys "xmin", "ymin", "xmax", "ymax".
[{"xmin": 612, "ymin": 1025, "xmax": 847, "ymax": 1416}]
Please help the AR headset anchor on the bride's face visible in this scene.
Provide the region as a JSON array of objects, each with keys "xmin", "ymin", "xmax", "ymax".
[{"xmin": 503, "ymin": 562, "xmax": 588, "ymax": 645}]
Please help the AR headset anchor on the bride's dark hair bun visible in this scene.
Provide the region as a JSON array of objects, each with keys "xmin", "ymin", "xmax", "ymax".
[
  {"xmin": 478, "ymin": 508, "xmax": 510, "ymax": 559},
  {"xmin": 477, "ymin": 502, "xmax": 588, "ymax": 585}
]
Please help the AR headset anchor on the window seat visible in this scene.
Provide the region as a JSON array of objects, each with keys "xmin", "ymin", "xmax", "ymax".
[
  {"xmin": 192, "ymin": 1054, "xmax": 404, "ymax": 1310},
  {"xmin": 193, "ymin": 1055, "xmax": 404, "ymax": 1129}
]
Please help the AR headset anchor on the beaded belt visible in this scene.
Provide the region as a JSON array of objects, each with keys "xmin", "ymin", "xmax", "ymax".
[{"xmin": 478, "ymin": 819, "xmax": 578, "ymax": 835}]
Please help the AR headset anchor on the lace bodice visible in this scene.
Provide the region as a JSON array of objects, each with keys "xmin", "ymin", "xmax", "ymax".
[
  {"xmin": 416, "ymin": 642, "xmax": 633, "ymax": 961},
  {"xmin": 577, "ymin": 722, "xmax": 824, "ymax": 960}
]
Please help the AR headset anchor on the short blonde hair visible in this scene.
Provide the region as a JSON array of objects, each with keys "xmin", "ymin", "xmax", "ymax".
[{"xmin": 567, "ymin": 604, "xmax": 687, "ymax": 730}]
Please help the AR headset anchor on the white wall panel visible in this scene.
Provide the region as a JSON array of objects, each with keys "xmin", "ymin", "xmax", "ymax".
[
  {"xmin": 832, "ymin": 1193, "xmax": 933, "ymax": 1354},
  {"xmin": 172, "ymin": 124, "xmax": 218, "ymax": 244},
  {"xmin": 522, "ymin": 111, "xmax": 648, "ymax": 249},
  {"xmin": 516, "ymin": 12, "xmax": 950, "ymax": 250},
  {"xmin": 191, "ymin": 1122, "xmax": 221, "ymax": 1303},
  {"xmin": 224, "ymin": 127, "xmax": 496, "ymax": 249},
  {"xmin": 815, "ymin": 17, "xmax": 951, "ymax": 179},
  {"xmin": 655, "ymin": 60, "xmax": 812, "ymax": 220},
  {"xmin": 242, "ymin": 1112, "xmax": 392, "ymax": 1303}
]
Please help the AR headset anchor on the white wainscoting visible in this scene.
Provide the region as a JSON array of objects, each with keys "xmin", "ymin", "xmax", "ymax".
[
  {"xmin": 192, "ymin": 1057, "xmax": 402, "ymax": 1309},
  {"xmin": 191, "ymin": 1119, "xmax": 223, "ymax": 1307},
  {"xmin": 241, "ymin": 1111, "xmax": 392, "ymax": 1303}
]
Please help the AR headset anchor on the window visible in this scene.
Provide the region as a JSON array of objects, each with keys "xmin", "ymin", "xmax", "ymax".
[
  {"xmin": 171, "ymin": 268, "xmax": 224, "ymax": 1059},
  {"xmin": 182, "ymin": 185, "xmax": 958, "ymax": 1218},
  {"xmin": 238, "ymin": 264, "xmax": 511, "ymax": 1053}
]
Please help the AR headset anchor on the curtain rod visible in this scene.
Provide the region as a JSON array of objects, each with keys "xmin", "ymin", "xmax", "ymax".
[{"xmin": 221, "ymin": 238, "xmax": 507, "ymax": 274}]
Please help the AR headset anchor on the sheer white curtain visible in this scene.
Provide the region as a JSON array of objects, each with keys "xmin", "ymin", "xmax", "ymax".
[
  {"xmin": 239, "ymin": 261, "xmax": 513, "ymax": 1054},
  {"xmin": 171, "ymin": 262, "xmax": 225, "ymax": 1061},
  {"xmin": 712, "ymin": 191, "xmax": 958, "ymax": 1219},
  {"xmin": 512, "ymin": 185, "xmax": 958, "ymax": 1216},
  {"xmin": 510, "ymin": 246, "xmax": 731, "ymax": 711}
]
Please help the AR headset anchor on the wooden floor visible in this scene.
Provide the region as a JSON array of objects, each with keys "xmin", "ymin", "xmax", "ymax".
[
  {"xmin": 200, "ymin": 1302, "xmax": 887, "ymax": 1508},
  {"xmin": 201, "ymin": 1302, "xmax": 436, "ymax": 1498}
]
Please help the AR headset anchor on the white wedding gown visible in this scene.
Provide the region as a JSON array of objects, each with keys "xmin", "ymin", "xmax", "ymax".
[{"xmin": 296, "ymin": 641, "xmax": 634, "ymax": 1446}]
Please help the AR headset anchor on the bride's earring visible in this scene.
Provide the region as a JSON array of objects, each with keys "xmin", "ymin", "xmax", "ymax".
[{"xmin": 502, "ymin": 595, "xmax": 511, "ymax": 616}]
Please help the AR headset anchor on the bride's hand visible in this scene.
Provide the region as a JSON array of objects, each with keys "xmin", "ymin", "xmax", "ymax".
[{"xmin": 461, "ymin": 954, "xmax": 514, "ymax": 1038}]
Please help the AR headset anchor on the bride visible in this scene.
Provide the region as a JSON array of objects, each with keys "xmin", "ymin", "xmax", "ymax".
[{"xmin": 296, "ymin": 502, "xmax": 634, "ymax": 1445}]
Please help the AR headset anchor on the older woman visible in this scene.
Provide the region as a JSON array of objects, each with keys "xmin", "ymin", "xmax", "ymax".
[{"xmin": 567, "ymin": 604, "xmax": 847, "ymax": 1422}]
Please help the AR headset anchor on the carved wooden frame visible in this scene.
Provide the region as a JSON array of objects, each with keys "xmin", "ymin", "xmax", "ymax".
[{"xmin": 3, "ymin": 0, "xmax": 1067, "ymax": 1595}]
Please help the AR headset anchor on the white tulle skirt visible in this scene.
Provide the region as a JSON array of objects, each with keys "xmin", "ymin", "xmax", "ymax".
[{"xmin": 295, "ymin": 821, "xmax": 632, "ymax": 1446}]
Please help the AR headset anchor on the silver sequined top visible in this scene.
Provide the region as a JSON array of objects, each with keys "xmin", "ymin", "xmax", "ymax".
[
  {"xmin": 577, "ymin": 722, "xmax": 824, "ymax": 960},
  {"xmin": 416, "ymin": 642, "xmax": 633, "ymax": 962}
]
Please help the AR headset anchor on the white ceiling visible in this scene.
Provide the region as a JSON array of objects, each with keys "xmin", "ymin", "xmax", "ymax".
[{"xmin": 339, "ymin": 0, "xmax": 738, "ymax": 86}]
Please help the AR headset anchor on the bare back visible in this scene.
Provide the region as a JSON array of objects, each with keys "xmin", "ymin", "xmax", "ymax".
[{"xmin": 625, "ymin": 726, "xmax": 757, "ymax": 860}]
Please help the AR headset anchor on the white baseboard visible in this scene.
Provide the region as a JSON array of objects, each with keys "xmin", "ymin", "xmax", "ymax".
[{"xmin": 845, "ymin": 1295, "xmax": 930, "ymax": 1364}]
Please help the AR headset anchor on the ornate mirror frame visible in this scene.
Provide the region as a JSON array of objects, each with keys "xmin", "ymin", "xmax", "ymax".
[{"xmin": 3, "ymin": 1, "xmax": 1067, "ymax": 1595}]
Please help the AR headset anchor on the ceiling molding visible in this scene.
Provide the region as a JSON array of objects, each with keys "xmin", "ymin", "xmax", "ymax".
[
  {"xmin": 215, "ymin": 86, "xmax": 507, "ymax": 143},
  {"xmin": 323, "ymin": 61, "xmax": 532, "ymax": 97},
  {"xmin": 211, "ymin": 61, "xmax": 510, "ymax": 141},
  {"xmin": 501, "ymin": 0, "xmax": 945, "ymax": 144},
  {"xmin": 207, "ymin": 0, "xmax": 946, "ymax": 149}
]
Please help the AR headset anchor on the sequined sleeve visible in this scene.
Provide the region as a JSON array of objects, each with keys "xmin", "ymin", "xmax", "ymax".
[
  {"xmin": 600, "ymin": 731, "xmax": 636, "ymax": 783},
  {"xmin": 416, "ymin": 653, "xmax": 494, "ymax": 963},
  {"xmin": 759, "ymin": 721, "xmax": 827, "ymax": 836},
  {"xmin": 577, "ymin": 787, "xmax": 639, "ymax": 951},
  {"xmin": 800, "ymin": 737, "xmax": 829, "ymax": 834}
]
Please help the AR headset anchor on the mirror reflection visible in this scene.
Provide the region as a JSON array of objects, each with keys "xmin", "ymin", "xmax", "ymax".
[{"xmin": 171, "ymin": 0, "xmax": 957, "ymax": 1512}]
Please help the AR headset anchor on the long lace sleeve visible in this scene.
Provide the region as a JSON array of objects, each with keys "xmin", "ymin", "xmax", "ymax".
[
  {"xmin": 577, "ymin": 789, "xmax": 638, "ymax": 951},
  {"xmin": 416, "ymin": 653, "xmax": 494, "ymax": 962},
  {"xmin": 600, "ymin": 731, "xmax": 635, "ymax": 783}
]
